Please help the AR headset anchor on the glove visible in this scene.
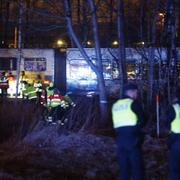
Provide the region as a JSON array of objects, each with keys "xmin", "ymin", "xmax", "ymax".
[
  {"xmin": 48, "ymin": 106, "xmax": 52, "ymax": 110},
  {"xmin": 71, "ymin": 102, "xmax": 76, "ymax": 107}
]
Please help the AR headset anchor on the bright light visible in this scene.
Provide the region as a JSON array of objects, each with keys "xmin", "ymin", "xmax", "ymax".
[
  {"xmin": 7, "ymin": 80, "xmax": 20, "ymax": 97},
  {"xmin": 106, "ymin": 64, "xmax": 111, "ymax": 70},
  {"xmin": 159, "ymin": 13, "xmax": 164, "ymax": 17},
  {"xmin": 137, "ymin": 41, "xmax": 144, "ymax": 45},
  {"xmin": 112, "ymin": 40, "xmax": 118, "ymax": 46},
  {"xmin": 57, "ymin": 39, "xmax": 64, "ymax": 46},
  {"xmin": 87, "ymin": 41, "xmax": 91, "ymax": 45},
  {"xmin": 44, "ymin": 80, "xmax": 50, "ymax": 85}
]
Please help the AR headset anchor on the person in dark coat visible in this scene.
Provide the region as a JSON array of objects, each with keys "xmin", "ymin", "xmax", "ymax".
[
  {"xmin": 166, "ymin": 86, "xmax": 180, "ymax": 180},
  {"xmin": 0, "ymin": 71, "xmax": 9, "ymax": 98},
  {"xmin": 112, "ymin": 83, "xmax": 146, "ymax": 180}
]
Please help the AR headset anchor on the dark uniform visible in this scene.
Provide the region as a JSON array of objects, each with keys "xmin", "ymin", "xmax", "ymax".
[
  {"xmin": 112, "ymin": 84, "xmax": 146, "ymax": 180},
  {"xmin": 0, "ymin": 72, "xmax": 9, "ymax": 98},
  {"xmin": 166, "ymin": 88, "xmax": 180, "ymax": 180}
]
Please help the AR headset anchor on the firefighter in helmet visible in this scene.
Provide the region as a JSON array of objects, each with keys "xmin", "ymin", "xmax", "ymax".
[{"xmin": 47, "ymin": 87, "xmax": 65, "ymax": 123}]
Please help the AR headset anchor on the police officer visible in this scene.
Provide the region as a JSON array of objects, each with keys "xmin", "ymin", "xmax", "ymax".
[
  {"xmin": 166, "ymin": 87, "xmax": 180, "ymax": 180},
  {"xmin": 112, "ymin": 83, "xmax": 146, "ymax": 180}
]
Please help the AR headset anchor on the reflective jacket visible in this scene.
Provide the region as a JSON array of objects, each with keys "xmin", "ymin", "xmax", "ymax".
[
  {"xmin": 171, "ymin": 103, "xmax": 180, "ymax": 133},
  {"xmin": 0, "ymin": 75, "xmax": 9, "ymax": 88},
  {"xmin": 112, "ymin": 98, "xmax": 138, "ymax": 128},
  {"xmin": 40, "ymin": 89, "xmax": 46, "ymax": 105},
  {"xmin": 46, "ymin": 85, "xmax": 54, "ymax": 98},
  {"xmin": 47, "ymin": 92, "xmax": 65, "ymax": 108},
  {"xmin": 34, "ymin": 82, "xmax": 42, "ymax": 92},
  {"xmin": 25, "ymin": 85, "xmax": 38, "ymax": 100}
]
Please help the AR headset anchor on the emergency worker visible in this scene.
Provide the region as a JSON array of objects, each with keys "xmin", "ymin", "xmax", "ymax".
[
  {"xmin": 7, "ymin": 72, "xmax": 15, "ymax": 97},
  {"xmin": 64, "ymin": 93, "xmax": 76, "ymax": 108},
  {"xmin": 20, "ymin": 71, "xmax": 28, "ymax": 82},
  {"xmin": 19, "ymin": 71, "xmax": 28, "ymax": 97},
  {"xmin": 112, "ymin": 83, "xmax": 146, "ymax": 180},
  {"xmin": 46, "ymin": 82, "xmax": 54, "ymax": 98},
  {"xmin": 47, "ymin": 88, "xmax": 65, "ymax": 122},
  {"xmin": 166, "ymin": 87, "xmax": 180, "ymax": 180},
  {"xmin": 40, "ymin": 81, "xmax": 54, "ymax": 121},
  {"xmin": 0, "ymin": 71, "xmax": 9, "ymax": 97},
  {"xmin": 22, "ymin": 81, "xmax": 29, "ymax": 99},
  {"xmin": 34, "ymin": 75, "xmax": 43, "ymax": 104},
  {"xmin": 40, "ymin": 88, "xmax": 47, "ymax": 105},
  {"xmin": 24, "ymin": 83, "xmax": 38, "ymax": 102}
]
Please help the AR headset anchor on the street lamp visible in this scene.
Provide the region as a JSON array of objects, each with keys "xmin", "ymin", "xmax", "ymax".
[
  {"xmin": 57, "ymin": 39, "xmax": 64, "ymax": 46},
  {"xmin": 87, "ymin": 41, "xmax": 92, "ymax": 45},
  {"xmin": 159, "ymin": 13, "xmax": 164, "ymax": 17},
  {"xmin": 158, "ymin": 12, "xmax": 165, "ymax": 28},
  {"xmin": 112, "ymin": 40, "xmax": 118, "ymax": 46}
]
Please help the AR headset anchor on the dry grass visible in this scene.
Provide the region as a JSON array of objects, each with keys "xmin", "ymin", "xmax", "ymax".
[
  {"xmin": 0, "ymin": 96, "xmax": 170, "ymax": 180},
  {"xmin": 0, "ymin": 99, "xmax": 41, "ymax": 143}
]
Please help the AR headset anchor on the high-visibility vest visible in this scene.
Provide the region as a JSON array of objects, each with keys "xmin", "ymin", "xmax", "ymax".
[
  {"xmin": 22, "ymin": 84, "xmax": 28, "ymax": 97},
  {"xmin": 112, "ymin": 98, "xmax": 138, "ymax": 128},
  {"xmin": 34, "ymin": 82, "xmax": 42, "ymax": 92},
  {"xmin": 46, "ymin": 86, "xmax": 54, "ymax": 98},
  {"xmin": 171, "ymin": 103, "xmax": 180, "ymax": 133},
  {"xmin": 26, "ymin": 86, "xmax": 37, "ymax": 100},
  {"xmin": 19, "ymin": 74, "xmax": 28, "ymax": 82}
]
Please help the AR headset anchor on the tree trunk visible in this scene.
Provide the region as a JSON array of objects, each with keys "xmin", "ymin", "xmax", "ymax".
[
  {"xmin": 165, "ymin": 0, "xmax": 177, "ymax": 103},
  {"xmin": 82, "ymin": 0, "xmax": 88, "ymax": 47},
  {"xmin": 0, "ymin": 0, "xmax": 3, "ymax": 48},
  {"xmin": 117, "ymin": 0, "xmax": 127, "ymax": 97},
  {"xmin": 108, "ymin": 0, "xmax": 114, "ymax": 47},
  {"xmin": 16, "ymin": 0, "xmax": 23, "ymax": 98},
  {"xmin": 88, "ymin": 0, "xmax": 107, "ymax": 111},
  {"xmin": 25, "ymin": 0, "xmax": 30, "ymax": 47},
  {"xmin": 147, "ymin": 0, "xmax": 160, "ymax": 105},
  {"xmin": 146, "ymin": 0, "xmax": 152, "ymax": 105},
  {"xmin": 140, "ymin": 0, "xmax": 146, "ymax": 41},
  {"xmin": 147, "ymin": 0, "xmax": 152, "ymax": 44},
  {"xmin": 77, "ymin": 0, "xmax": 81, "ymax": 37},
  {"xmin": 64, "ymin": 0, "xmax": 108, "ymax": 123},
  {"xmin": 4, "ymin": 1, "xmax": 10, "ymax": 48}
]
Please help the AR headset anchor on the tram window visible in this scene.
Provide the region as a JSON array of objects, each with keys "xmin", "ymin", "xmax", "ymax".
[
  {"xmin": 24, "ymin": 58, "xmax": 46, "ymax": 71},
  {"xmin": 0, "ymin": 58, "xmax": 17, "ymax": 70}
]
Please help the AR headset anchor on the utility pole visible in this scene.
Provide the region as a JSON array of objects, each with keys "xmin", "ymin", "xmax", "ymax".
[{"xmin": 16, "ymin": 0, "xmax": 23, "ymax": 98}]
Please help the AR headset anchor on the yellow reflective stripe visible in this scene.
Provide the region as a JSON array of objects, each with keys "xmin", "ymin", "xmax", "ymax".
[
  {"xmin": 49, "ymin": 99, "xmax": 62, "ymax": 107},
  {"xmin": 171, "ymin": 104, "xmax": 180, "ymax": 133},
  {"xmin": 29, "ymin": 96, "xmax": 37, "ymax": 99}
]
